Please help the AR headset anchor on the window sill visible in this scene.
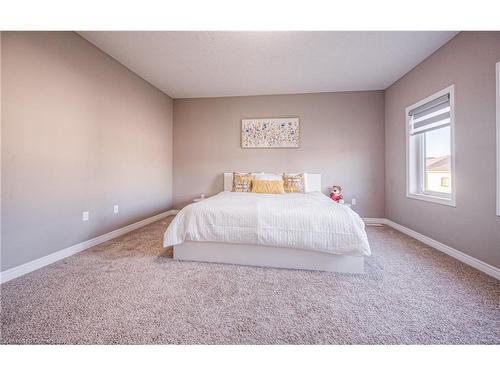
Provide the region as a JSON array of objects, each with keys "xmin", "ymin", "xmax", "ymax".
[{"xmin": 406, "ymin": 192, "xmax": 456, "ymax": 207}]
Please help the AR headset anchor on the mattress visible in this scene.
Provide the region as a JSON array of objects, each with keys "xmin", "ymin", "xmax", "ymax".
[{"xmin": 163, "ymin": 191, "xmax": 371, "ymax": 256}]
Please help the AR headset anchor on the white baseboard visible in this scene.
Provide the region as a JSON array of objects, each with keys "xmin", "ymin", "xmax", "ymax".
[
  {"xmin": 0, "ymin": 210, "xmax": 178, "ymax": 284},
  {"xmin": 379, "ymin": 218, "xmax": 499, "ymax": 281},
  {"xmin": 363, "ymin": 218, "xmax": 387, "ymax": 225},
  {"xmin": 3, "ymin": 213, "xmax": 498, "ymax": 283}
]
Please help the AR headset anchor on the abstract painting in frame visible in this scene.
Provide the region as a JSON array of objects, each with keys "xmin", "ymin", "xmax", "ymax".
[{"xmin": 241, "ymin": 117, "xmax": 300, "ymax": 148}]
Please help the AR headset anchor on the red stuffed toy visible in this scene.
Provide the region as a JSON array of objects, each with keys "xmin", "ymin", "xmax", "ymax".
[{"xmin": 329, "ymin": 185, "xmax": 344, "ymax": 203}]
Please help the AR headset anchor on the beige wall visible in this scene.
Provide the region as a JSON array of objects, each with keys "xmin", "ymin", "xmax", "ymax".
[
  {"xmin": 385, "ymin": 31, "xmax": 500, "ymax": 268},
  {"xmin": 4, "ymin": 31, "xmax": 497, "ymax": 272},
  {"xmin": 1, "ymin": 32, "xmax": 173, "ymax": 271},
  {"xmin": 173, "ymin": 91, "xmax": 385, "ymax": 217}
]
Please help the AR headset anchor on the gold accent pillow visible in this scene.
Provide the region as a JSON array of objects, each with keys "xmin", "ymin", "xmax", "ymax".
[
  {"xmin": 232, "ymin": 172, "xmax": 255, "ymax": 192},
  {"xmin": 251, "ymin": 179, "xmax": 285, "ymax": 194},
  {"xmin": 283, "ymin": 173, "xmax": 305, "ymax": 193}
]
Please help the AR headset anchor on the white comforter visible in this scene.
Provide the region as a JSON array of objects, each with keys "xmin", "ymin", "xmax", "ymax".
[{"xmin": 163, "ymin": 191, "xmax": 371, "ymax": 256}]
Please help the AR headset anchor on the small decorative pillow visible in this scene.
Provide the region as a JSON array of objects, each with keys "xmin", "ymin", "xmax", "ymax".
[
  {"xmin": 283, "ymin": 173, "xmax": 306, "ymax": 193},
  {"xmin": 251, "ymin": 179, "xmax": 285, "ymax": 194},
  {"xmin": 232, "ymin": 172, "xmax": 255, "ymax": 192}
]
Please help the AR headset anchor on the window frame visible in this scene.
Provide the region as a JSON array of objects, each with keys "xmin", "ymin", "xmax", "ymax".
[
  {"xmin": 405, "ymin": 85, "xmax": 456, "ymax": 207},
  {"xmin": 496, "ymin": 62, "xmax": 500, "ymax": 216}
]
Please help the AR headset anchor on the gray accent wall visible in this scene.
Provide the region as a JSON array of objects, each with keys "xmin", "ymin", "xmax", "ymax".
[
  {"xmin": 1, "ymin": 32, "xmax": 174, "ymax": 271},
  {"xmin": 173, "ymin": 91, "xmax": 386, "ymax": 217},
  {"xmin": 385, "ymin": 31, "xmax": 500, "ymax": 268}
]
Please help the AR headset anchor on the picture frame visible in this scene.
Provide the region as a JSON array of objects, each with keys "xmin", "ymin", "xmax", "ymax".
[{"xmin": 241, "ymin": 117, "xmax": 300, "ymax": 148}]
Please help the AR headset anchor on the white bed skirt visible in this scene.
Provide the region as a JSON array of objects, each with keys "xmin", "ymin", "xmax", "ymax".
[{"xmin": 174, "ymin": 241, "xmax": 365, "ymax": 274}]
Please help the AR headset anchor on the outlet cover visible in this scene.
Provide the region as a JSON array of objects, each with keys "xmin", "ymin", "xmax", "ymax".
[
  {"xmin": 113, "ymin": 204, "xmax": 119, "ymax": 214},
  {"xmin": 351, "ymin": 198, "xmax": 357, "ymax": 205},
  {"xmin": 82, "ymin": 211, "xmax": 89, "ymax": 221}
]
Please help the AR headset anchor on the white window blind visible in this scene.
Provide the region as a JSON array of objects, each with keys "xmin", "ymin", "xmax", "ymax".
[{"xmin": 408, "ymin": 93, "xmax": 451, "ymax": 135}]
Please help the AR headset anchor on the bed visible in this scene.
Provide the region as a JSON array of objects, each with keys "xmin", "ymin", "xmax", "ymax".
[{"xmin": 163, "ymin": 173, "xmax": 370, "ymax": 273}]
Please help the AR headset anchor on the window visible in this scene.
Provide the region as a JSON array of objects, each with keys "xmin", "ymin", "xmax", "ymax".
[
  {"xmin": 496, "ymin": 62, "xmax": 500, "ymax": 216},
  {"xmin": 406, "ymin": 85, "xmax": 455, "ymax": 206},
  {"xmin": 441, "ymin": 177, "xmax": 450, "ymax": 188}
]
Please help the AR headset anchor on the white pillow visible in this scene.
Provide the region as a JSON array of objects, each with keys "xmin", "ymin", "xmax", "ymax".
[{"xmin": 254, "ymin": 173, "xmax": 283, "ymax": 181}]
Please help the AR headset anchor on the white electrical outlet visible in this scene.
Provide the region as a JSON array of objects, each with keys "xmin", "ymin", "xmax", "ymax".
[
  {"xmin": 82, "ymin": 211, "xmax": 89, "ymax": 221},
  {"xmin": 351, "ymin": 198, "xmax": 357, "ymax": 206},
  {"xmin": 113, "ymin": 204, "xmax": 119, "ymax": 214}
]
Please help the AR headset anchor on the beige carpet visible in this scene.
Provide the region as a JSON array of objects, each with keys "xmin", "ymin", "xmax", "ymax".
[{"xmin": 1, "ymin": 216, "xmax": 499, "ymax": 344}]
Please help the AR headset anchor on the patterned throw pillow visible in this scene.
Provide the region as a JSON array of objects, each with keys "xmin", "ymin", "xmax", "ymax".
[
  {"xmin": 282, "ymin": 173, "xmax": 306, "ymax": 193},
  {"xmin": 232, "ymin": 172, "xmax": 255, "ymax": 192},
  {"xmin": 251, "ymin": 179, "xmax": 285, "ymax": 194}
]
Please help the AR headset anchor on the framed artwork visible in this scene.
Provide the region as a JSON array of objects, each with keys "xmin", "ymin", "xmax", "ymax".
[{"xmin": 241, "ymin": 117, "xmax": 300, "ymax": 148}]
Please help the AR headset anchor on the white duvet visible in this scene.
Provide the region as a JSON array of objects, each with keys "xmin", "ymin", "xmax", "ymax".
[{"xmin": 163, "ymin": 191, "xmax": 371, "ymax": 256}]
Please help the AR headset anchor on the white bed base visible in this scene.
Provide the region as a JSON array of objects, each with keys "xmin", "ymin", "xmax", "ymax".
[{"xmin": 174, "ymin": 241, "xmax": 364, "ymax": 274}]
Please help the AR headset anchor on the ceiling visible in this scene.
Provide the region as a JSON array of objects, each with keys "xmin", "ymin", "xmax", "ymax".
[{"xmin": 78, "ymin": 31, "xmax": 458, "ymax": 99}]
